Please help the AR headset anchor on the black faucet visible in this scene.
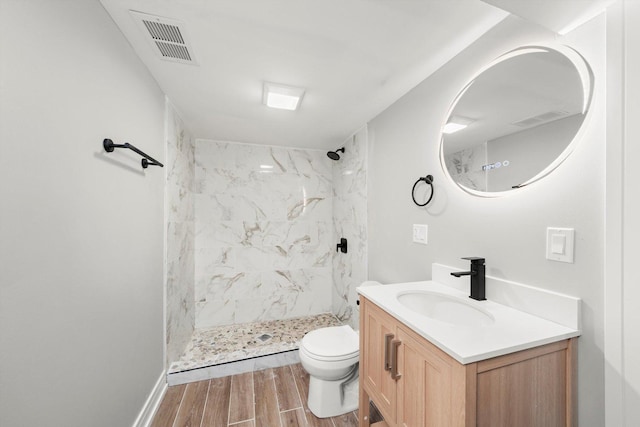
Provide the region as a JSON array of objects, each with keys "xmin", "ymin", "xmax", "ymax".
[{"xmin": 450, "ymin": 257, "xmax": 486, "ymax": 301}]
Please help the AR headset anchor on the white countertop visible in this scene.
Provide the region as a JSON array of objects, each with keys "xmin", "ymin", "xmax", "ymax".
[{"xmin": 357, "ymin": 280, "xmax": 581, "ymax": 364}]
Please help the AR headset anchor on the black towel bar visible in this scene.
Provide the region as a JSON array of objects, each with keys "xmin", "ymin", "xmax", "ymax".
[{"xmin": 103, "ymin": 138, "xmax": 163, "ymax": 169}]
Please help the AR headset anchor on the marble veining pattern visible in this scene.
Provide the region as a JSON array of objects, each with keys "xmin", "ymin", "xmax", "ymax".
[
  {"xmin": 194, "ymin": 140, "xmax": 333, "ymax": 328},
  {"xmin": 169, "ymin": 313, "xmax": 341, "ymax": 373},
  {"xmin": 332, "ymin": 127, "xmax": 368, "ymax": 329},
  {"xmin": 444, "ymin": 144, "xmax": 488, "ymax": 191},
  {"xmin": 165, "ymin": 101, "xmax": 196, "ymax": 365}
]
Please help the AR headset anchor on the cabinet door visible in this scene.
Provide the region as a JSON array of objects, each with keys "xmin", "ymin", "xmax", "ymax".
[
  {"xmin": 396, "ymin": 326, "xmax": 455, "ymax": 427},
  {"xmin": 475, "ymin": 341, "xmax": 572, "ymax": 427},
  {"xmin": 362, "ymin": 299, "xmax": 398, "ymax": 423}
]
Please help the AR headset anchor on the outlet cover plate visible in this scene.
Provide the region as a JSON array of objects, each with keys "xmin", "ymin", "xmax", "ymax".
[{"xmin": 413, "ymin": 224, "xmax": 428, "ymax": 245}]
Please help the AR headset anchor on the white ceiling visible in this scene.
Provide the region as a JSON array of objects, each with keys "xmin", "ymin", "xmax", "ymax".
[
  {"xmin": 482, "ymin": 0, "xmax": 614, "ymax": 34},
  {"xmin": 99, "ymin": 0, "xmax": 509, "ymax": 149},
  {"xmin": 99, "ymin": 0, "xmax": 609, "ymax": 150}
]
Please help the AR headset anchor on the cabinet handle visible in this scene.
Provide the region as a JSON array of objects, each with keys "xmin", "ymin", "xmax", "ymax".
[
  {"xmin": 384, "ymin": 333, "xmax": 394, "ymax": 371},
  {"xmin": 391, "ymin": 339, "xmax": 402, "ymax": 380}
]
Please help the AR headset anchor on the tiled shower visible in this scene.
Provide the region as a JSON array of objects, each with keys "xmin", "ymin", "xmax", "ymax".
[
  {"xmin": 193, "ymin": 140, "xmax": 334, "ymax": 328},
  {"xmin": 165, "ymin": 102, "xmax": 367, "ymax": 369}
]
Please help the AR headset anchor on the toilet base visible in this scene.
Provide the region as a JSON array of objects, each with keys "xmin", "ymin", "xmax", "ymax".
[{"xmin": 307, "ymin": 365, "xmax": 359, "ymax": 418}]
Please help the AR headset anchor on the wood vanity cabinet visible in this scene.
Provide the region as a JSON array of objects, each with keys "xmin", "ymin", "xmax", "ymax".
[{"xmin": 359, "ymin": 297, "xmax": 577, "ymax": 427}]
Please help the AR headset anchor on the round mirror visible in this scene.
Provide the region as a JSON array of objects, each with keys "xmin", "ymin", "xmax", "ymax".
[{"xmin": 440, "ymin": 45, "xmax": 593, "ymax": 196}]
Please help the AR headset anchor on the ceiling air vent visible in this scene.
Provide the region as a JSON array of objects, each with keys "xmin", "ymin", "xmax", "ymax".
[
  {"xmin": 511, "ymin": 110, "xmax": 569, "ymax": 128},
  {"xmin": 130, "ymin": 11, "xmax": 197, "ymax": 65}
]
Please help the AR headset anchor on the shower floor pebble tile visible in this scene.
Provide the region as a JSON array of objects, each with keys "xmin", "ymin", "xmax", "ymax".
[{"xmin": 169, "ymin": 313, "xmax": 342, "ymax": 373}]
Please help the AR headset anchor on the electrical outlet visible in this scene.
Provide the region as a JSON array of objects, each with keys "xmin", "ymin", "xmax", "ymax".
[{"xmin": 413, "ymin": 224, "xmax": 428, "ymax": 245}]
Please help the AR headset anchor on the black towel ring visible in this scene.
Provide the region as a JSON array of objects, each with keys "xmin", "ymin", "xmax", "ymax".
[{"xmin": 412, "ymin": 174, "xmax": 434, "ymax": 207}]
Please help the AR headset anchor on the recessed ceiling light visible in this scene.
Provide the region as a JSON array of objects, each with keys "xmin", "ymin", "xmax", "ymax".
[
  {"xmin": 443, "ymin": 116, "xmax": 474, "ymax": 134},
  {"xmin": 443, "ymin": 122, "xmax": 468, "ymax": 134},
  {"xmin": 263, "ymin": 82, "xmax": 305, "ymax": 111}
]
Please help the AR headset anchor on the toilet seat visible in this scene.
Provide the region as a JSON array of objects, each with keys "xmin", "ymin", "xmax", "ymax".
[{"xmin": 301, "ymin": 325, "xmax": 359, "ymax": 361}]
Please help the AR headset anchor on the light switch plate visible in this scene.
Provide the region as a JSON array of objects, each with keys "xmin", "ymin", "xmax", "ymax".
[
  {"xmin": 413, "ymin": 224, "xmax": 428, "ymax": 245},
  {"xmin": 546, "ymin": 227, "xmax": 574, "ymax": 263}
]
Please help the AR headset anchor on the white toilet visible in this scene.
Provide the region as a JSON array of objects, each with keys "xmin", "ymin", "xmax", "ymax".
[{"xmin": 299, "ymin": 324, "xmax": 360, "ymax": 418}]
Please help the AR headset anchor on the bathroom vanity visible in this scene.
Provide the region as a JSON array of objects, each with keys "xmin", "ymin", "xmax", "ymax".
[{"xmin": 357, "ymin": 266, "xmax": 581, "ymax": 427}]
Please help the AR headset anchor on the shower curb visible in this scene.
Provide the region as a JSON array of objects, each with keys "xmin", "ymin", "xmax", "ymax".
[{"xmin": 167, "ymin": 349, "xmax": 300, "ymax": 386}]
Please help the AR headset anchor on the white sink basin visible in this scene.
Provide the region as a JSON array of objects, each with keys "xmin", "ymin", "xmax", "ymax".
[
  {"xmin": 358, "ymin": 274, "xmax": 581, "ymax": 364},
  {"xmin": 397, "ymin": 290, "xmax": 495, "ymax": 326}
]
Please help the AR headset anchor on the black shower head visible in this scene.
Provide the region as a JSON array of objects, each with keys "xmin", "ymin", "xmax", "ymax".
[{"xmin": 327, "ymin": 147, "xmax": 345, "ymax": 161}]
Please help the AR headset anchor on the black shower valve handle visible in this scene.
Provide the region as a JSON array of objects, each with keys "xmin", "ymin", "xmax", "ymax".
[{"xmin": 336, "ymin": 238, "xmax": 348, "ymax": 253}]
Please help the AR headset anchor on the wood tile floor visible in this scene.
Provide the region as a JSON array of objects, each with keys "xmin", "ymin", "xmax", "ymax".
[{"xmin": 151, "ymin": 363, "xmax": 359, "ymax": 427}]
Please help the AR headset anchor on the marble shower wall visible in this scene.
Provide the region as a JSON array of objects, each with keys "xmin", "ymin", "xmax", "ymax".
[
  {"xmin": 194, "ymin": 140, "xmax": 333, "ymax": 328},
  {"xmin": 332, "ymin": 127, "xmax": 368, "ymax": 329},
  {"xmin": 165, "ymin": 101, "xmax": 195, "ymax": 365}
]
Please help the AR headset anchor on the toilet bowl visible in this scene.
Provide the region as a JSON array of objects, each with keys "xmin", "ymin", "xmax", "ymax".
[{"xmin": 299, "ymin": 325, "xmax": 360, "ymax": 418}]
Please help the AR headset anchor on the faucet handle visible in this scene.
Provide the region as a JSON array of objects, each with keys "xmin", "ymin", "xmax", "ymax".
[{"xmin": 462, "ymin": 257, "xmax": 485, "ymax": 264}]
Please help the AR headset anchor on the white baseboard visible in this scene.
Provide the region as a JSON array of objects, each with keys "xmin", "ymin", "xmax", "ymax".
[{"xmin": 132, "ymin": 370, "xmax": 167, "ymax": 427}]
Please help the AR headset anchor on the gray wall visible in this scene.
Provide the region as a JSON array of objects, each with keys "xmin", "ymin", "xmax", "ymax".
[
  {"xmin": 367, "ymin": 15, "xmax": 605, "ymax": 426},
  {"xmin": 605, "ymin": 1, "xmax": 640, "ymax": 425},
  {"xmin": 620, "ymin": 3, "xmax": 640, "ymax": 423},
  {"xmin": 0, "ymin": 1, "xmax": 166, "ymax": 426}
]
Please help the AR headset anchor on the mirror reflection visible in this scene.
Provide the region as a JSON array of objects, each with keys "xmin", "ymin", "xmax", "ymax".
[{"xmin": 441, "ymin": 46, "xmax": 592, "ymax": 194}]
